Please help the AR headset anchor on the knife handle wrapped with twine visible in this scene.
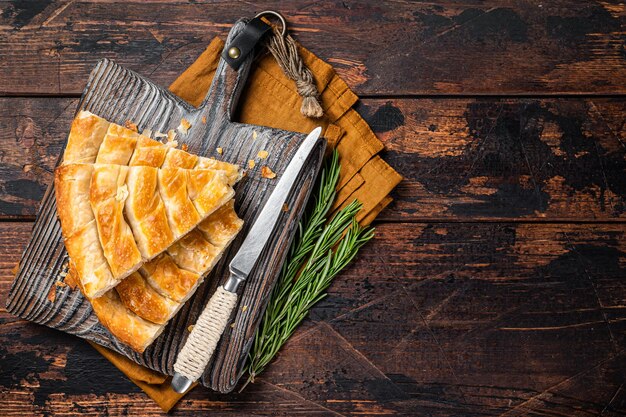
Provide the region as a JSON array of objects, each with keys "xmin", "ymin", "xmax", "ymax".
[{"xmin": 265, "ymin": 27, "xmax": 324, "ymax": 119}]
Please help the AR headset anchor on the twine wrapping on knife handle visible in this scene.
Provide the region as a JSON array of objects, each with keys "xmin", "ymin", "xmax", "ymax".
[
  {"xmin": 265, "ymin": 27, "xmax": 324, "ymax": 119},
  {"xmin": 173, "ymin": 286, "xmax": 238, "ymax": 383}
]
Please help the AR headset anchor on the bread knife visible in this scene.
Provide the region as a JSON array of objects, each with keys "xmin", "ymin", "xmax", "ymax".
[{"xmin": 171, "ymin": 127, "xmax": 324, "ymax": 393}]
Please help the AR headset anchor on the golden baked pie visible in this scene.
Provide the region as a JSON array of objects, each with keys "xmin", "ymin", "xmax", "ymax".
[{"xmin": 58, "ymin": 111, "xmax": 243, "ymax": 352}]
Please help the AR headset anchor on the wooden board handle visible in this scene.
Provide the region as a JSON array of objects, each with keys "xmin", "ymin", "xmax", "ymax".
[{"xmin": 198, "ymin": 19, "xmax": 256, "ymax": 130}]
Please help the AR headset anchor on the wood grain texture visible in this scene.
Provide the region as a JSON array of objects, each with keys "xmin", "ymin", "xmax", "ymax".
[
  {"xmin": 1, "ymin": 1, "xmax": 625, "ymax": 415},
  {"xmin": 0, "ymin": 0, "xmax": 624, "ymax": 96},
  {"xmin": 2, "ymin": 221, "xmax": 625, "ymax": 416},
  {"xmin": 4, "ymin": 21, "xmax": 326, "ymax": 393},
  {"xmin": 3, "ymin": 97, "xmax": 625, "ymax": 221}
]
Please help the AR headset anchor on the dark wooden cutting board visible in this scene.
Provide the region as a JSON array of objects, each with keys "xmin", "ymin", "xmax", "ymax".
[{"xmin": 6, "ymin": 19, "xmax": 325, "ymax": 393}]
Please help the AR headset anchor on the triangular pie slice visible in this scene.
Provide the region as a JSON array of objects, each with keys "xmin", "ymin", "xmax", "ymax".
[
  {"xmin": 95, "ymin": 124, "xmax": 140, "ymax": 165},
  {"xmin": 55, "ymin": 164, "xmax": 117, "ymax": 299},
  {"xmin": 62, "ymin": 111, "xmax": 110, "ymax": 164},
  {"xmin": 90, "ymin": 164, "xmax": 143, "ymax": 280},
  {"xmin": 90, "ymin": 290, "xmax": 164, "ymax": 353},
  {"xmin": 139, "ymin": 254, "xmax": 200, "ymax": 303},
  {"xmin": 124, "ymin": 165, "xmax": 175, "ymax": 259},
  {"xmin": 115, "ymin": 272, "xmax": 178, "ymax": 325}
]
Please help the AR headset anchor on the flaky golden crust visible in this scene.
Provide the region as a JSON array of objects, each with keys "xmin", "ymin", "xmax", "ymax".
[
  {"xmin": 196, "ymin": 157, "xmax": 241, "ymax": 185},
  {"xmin": 197, "ymin": 199, "xmax": 244, "ymax": 248},
  {"xmin": 55, "ymin": 163, "xmax": 117, "ymax": 299},
  {"xmin": 90, "ymin": 290, "xmax": 164, "ymax": 353},
  {"xmin": 157, "ymin": 168, "xmax": 202, "ymax": 238},
  {"xmin": 129, "ymin": 136, "xmax": 168, "ymax": 167},
  {"xmin": 62, "ymin": 111, "xmax": 110, "ymax": 164},
  {"xmin": 125, "ymin": 166, "xmax": 175, "ymax": 259},
  {"xmin": 95, "ymin": 124, "xmax": 140, "ymax": 165},
  {"xmin": 186, "ymin": 170, "xmax": 234, "ymax": 217},
  {"xmin": 167, "ymin": 229, "xmax": 221, "ymax": 275},
  {"xmin": 64, "ymin": 221, "xmax": 117, "ymax": 299},
  {"xmin": 140, "ymin": 254, "xmax": 200, "ymax": 303},
  {"xmin": 90, "ymin": 164, "xmax": 142, "ymax": 280},
  {"xmin": 55, "ymin": 163, "xmax": 95, "ymax": 239},
  {"xmin": 163, "ymin": 148, "xmax": 198, "ymax": 169},
  {"xmin": 115, "ymin": 272, "xmax": 178, "ymax": 324}
]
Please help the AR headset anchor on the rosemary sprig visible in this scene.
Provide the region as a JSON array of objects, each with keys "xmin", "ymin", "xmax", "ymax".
[{"xmin": 244, "ymin": 150, "xmax": 375, "ymax": 387}]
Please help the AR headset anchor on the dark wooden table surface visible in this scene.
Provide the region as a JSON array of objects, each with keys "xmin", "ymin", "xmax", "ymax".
[{"xmin": 1, "ymin": 1, "xmax": 625, "ymax": 416}]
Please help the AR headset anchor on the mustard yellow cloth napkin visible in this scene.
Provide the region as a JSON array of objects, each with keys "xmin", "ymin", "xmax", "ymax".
[{"xmin": 92, "ymin": 36, "xmax": 402, "ymax": 412}]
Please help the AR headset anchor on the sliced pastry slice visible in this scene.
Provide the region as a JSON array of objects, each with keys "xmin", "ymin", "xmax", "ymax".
[
  {"xmin": 95, "ymin": 124, "xmax": 140, "ymax": 165},
  {"xmin": 115, "ymin": 272, "xmax": 178, "ymax": 324},
  {"xmin": 90, "ymin": 164, "xmax": 143, "ymax": 280},
  {"xmin": 124, "ymin": 165, "xmax": 175, "ymax": 259},
  {"xmin": 159, "ymin": 168, "xmax": 233, "ymax": 236},
  {"xmin": 55, "ymin": 164, "xmax": 116, "ymax": 299},
  {"xmin": 90, "ymin": 290, "xmax": 164, "ymax": 353},
  {"xmin": 62, "ymin": 110, "xmax": 110, "ymax": 164},
  {"xmin": 167, "ymin": 229, "xmax": 222, "ymax": 275},
  {"xmin": 197, "ymin": 199, "xmax": 243, "ymax": 249},
  {"xmin": 140, "ymin": 254, "xmax": 200, "ymax": 303},
  {"xmin": 129, "ymin": 136, "xmax": 169, "ymax": 167}
]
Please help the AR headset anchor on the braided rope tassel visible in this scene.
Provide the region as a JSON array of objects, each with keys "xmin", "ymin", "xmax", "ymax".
[{"xmin": 266, "ymin": 28, "xmax": 324, "ymax": 119}]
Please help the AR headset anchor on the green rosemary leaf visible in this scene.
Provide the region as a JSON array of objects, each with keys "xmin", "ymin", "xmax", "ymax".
[{"xmin": 243, "ymin": 150, "xmax": 375, "ymax": 388}]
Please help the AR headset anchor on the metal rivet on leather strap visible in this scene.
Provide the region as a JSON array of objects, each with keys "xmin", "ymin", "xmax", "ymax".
[{"xmin": 228, "ymin": 47, "xmax": 241, "ymax": 59}]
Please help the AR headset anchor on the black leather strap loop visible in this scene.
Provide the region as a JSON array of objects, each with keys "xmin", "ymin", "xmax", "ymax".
[{"xmin": 222, "ymin": 17, "xmax": 272, "ymax": 70}]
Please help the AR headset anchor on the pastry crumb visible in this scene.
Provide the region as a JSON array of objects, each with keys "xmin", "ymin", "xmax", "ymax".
[
  {"xmin": 64, "ymin": 264, "xmax": 79, "ymax": 290},
  {"xmin": 55, "ymin": 280, "xmax": 67, "ymax": 288},
  {"xmin": 261, "ymin": 166, "xmax": 276, "ymax": 179},
  {"xmin": 181, "ymin": 143, "xmax": 188, "ymax": 151},
  {"xmin": 165, "ymin": 130, "xmax": 178, "ymax": 148},
  {"xmin": 178, "ymin": 118, "xmax": 192, "ymax": 134},
  {"xmin": 282, "ymin": 203, "xmax": 289, "ymax": 212},
  {"xmin": 242, "ymin": 305, "xmax": 248, "ymax": 312},
  {"xmin": 248, "ymin": 160, "xmax": 256, "ymax": 169},
  {"xmin": 23, "ymin": 164, "xmax": 33, "ymax": 173},
  {"xmin": 47, "ymin": 286, "xmax": 56, "ymax": 303},
  {"xmin": 124, "ymin": 120, "xmax": 139, "ymax": 132},
  {"xmin": 230, "ymin": 323, "xmax": 235, "ymax": 328},
  {"xmin": 217, "ymin": 147, "xmax": 223, "ymax": 155},
  {"xmin": 257, "ymin": 150, "xmax": 269, "ymax": 159},
  {"xmin": 201, "ymin": 116, "xmax": 207, "ymax": 124},
  {"xmin": 252, "ymin": 130, "xmax": 258, "ymax": 140},
  {"xmin": 188, "ymin": 325, "xmax": 194, "ymax": 332}
]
